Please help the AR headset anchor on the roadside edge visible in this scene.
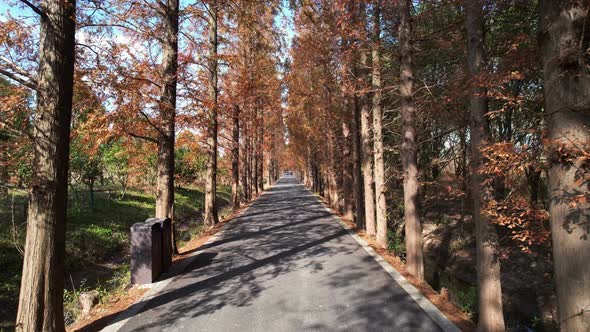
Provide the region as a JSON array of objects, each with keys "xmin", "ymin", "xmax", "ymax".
[{"xmin": 308, "ymin": 186, "xmax": 462, "ymax": 332}]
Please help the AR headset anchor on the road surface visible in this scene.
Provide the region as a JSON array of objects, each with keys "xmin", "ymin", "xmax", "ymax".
[{"xmin": 116, "ymin": 176, "xmax": 452, "ymax": 331}]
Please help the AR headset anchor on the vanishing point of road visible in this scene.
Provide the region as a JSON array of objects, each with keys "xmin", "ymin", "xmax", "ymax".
[{"xmin": 110, "ymin": 176, "xmax": 458, "ymax": 332}]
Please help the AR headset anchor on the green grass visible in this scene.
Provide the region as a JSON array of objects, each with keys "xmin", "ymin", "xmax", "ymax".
[
  {"xmin": 438, "ymin": 273, "xmax": 478, "ymax": 320},
  {"xmin": 0, "ymin": 185, "xmax": 230, "ymax": 328},
  {"xmin": 0, "ymin": 190, "xmax": 27, "ymax": 330}
]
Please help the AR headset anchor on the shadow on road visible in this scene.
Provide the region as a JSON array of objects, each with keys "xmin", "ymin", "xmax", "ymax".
[{"xmin": 83, "ymin": 177, "xmax": 443, "ymax": 332}]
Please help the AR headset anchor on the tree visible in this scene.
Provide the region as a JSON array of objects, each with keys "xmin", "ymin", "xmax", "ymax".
[
  {"xmin": 540, "ymin": 1, "xmax": 590, "ymax": 331},
  {"xmin": 16, "ymin": 1, "xmax": 76, "ymax": 331},
  {"xmin": 359, "ymin": 2, "xmax": 376, "ymax": 237},
  {"xmin": 69, "ymin": 78, "xmax": 107, "ymax": 208},
  {"xmin": 70, "ymin": 136, "xmax": 102, "ymax": 208},
  {"xmin": 231, "ymin": 104, "xmax": 240, "ymax": 209},
  {"xmin": 398, "ymin": 0, "xmax": 423, "ymax": 281},
  {"xmin": 344, "ymin": 0, "xmax": 365, "ymax": 229},
  {"xmin": 102, "ymin": 139, "xmax": 131, "ymax": 199},
  {"xmin": 155, "ymin": 0, "xmax": 180, "ymax": 222},
  {"xmin": 465, "ymin": 1, "xmax": 505, "ymax": 330},
  {"xmin": 203, "ymin": 0, "xmax": 220, "ymax": 226},
  {"xmin": 372, "ymin": 0, "xmax": 387, "ymax": 249},
  {"xmin": 82, "ymin": 0, "xmax": 180, "ymax": 225}
]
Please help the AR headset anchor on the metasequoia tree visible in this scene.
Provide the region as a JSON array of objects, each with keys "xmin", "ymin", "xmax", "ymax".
[
  {"xmin": 3, "ymin": 0, "xmax": 586, "ymax": 330},
  {"xmin": 226, "ymin": 0, "xmax": 283, "ymax": 201},
  {"xmin": 359, "ymin": 1, "xmax": 376, "ymax": 237},
  {"xmin": 398, "ymin": 0, "xmax": 423, "ymax": 281},
  {"xmin": 204, "ymin": 0, "xmax": 220, "ymax": 226},
  {"xmin": 14, "ymin": 1, "xmax": 76, "ymax": 331},
  {"xmin": 340, "ymin": 0, "xmax": 365, "ymax": 228},
  {"xmin": 80, "ymin": 0, "xmax": 181, "ymax": 230},
  {"xmin": 334, "ymin": 8, "xmax": 357, "ymax": 217},
  {"xmin": 371, "ymin": 0, "xmax": 387, "ymax": 249},
  {"xmin": 289, "ymin": 0, "xmax": 347, "ymax": 208},
  {"xmin": 465, "ymin": 1, "xmax": 505, "ymax": 330},
  {"xmin": 155, "ymin": 0, "xmax": 180, "ymax": 224},
  {"xmin": 287, "ymin": 0, "xmax": 377, "ymax": 234},
  {"xmin": 540, "ymin": 1, "xmax": 590, "ymax": 331},
  {"xmin": 231, "ymin": 103, "xmax": 240, "ymax": 208}
]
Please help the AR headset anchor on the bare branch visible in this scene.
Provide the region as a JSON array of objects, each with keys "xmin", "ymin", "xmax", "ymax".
[
  {"xmin": 18, "ymin": 0, "xmax": 45, "ymax": 17},
  {"xmin": 0, "ymin": 56, "xmax": 37, "ymax": 82},
  {"xmin": 0, "ymin": 118, "xmax": 33, "ymax": 139},
  {"xmin": 127, "ymin": 130, "xmax": 158, "ymax": 143},
  {"xmin": 0, "ymin": 68, "xmax": 38, "ymax": 91},
  {"xmin": 139, "ymin": 110, "xmax": 166, "ymax": 137}
]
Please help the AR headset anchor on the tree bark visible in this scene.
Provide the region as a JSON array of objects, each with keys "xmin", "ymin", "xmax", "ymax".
[
  {"xmin": 342, "ymin": 115, "xmax": 354, "ymax": 220},
  {"xmin": 16, "ymin": 1, "xmax": 75, "ymax": 331},
  {"xmin": 241, "ymin": 119, "xmax": 249, "ymax": 202},
  {"xmin": 371, "ymin": 0, "xmax": 387, "ymax": 249},
  {"xmin": 231, "ymin": 104, "xmax": 240, "ymax": 209},
  {"xmin": 399, "ymin": 0, "xmax": 424, "ymax": 281},
  {"xmin": 253, "ymin": 107, "xmax": 259, "ymax": 196},
  {"xmin": 360, "ymin": 96, "xmax": 375, "ymax": 236},
  {"xmin": 155, "ymin": 0, "xmax": 179, "ymax": 256},
  {"xmin": 204, "ymin": 0, "xmax": 219, "ymax": 226},
  {"xmin": 465, "ymin": 1, "xmax": 505, "ymax": 331},
  {"xmin": 348, "ymin": 1, "xmax": 365, "ymax": 229},
  {"xmin": 359, "ymin": 2, "xmax": 375, "ymax": 237},
  {"xmin": 155, "ymin": 0, "xmax": 178, "ymax": 221},
  {"xmin": 258, "ymin": 110, "xmax": 264, "ymax": 191},
  {"xmin": 331, "ymin": 132, "xmax": 340, "ymax": 210},
  {"xmin": 540, "ymin": 2, "xmax": 590, "ymax": 331},
  {"xmin": 248, "ymin": 123, "xmax": 254, "ymax": 198},
  {"xmin": 352, "ymin": 95, "xmax": 364, "ymax": 229}
]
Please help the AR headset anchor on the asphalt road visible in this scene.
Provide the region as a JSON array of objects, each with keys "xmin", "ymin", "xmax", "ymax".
[{"xmin": 118, "ymin": 176, "xmax": 447, "ymax": 331}]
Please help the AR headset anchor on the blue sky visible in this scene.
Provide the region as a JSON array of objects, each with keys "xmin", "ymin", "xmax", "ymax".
[
  {"xmin": 0, "ymin": 1, "xmax": 31, "ymax": 18},
  {"xmin": 0, "ymin": 0, "xmax": 295, "ymax": 42},
  {"xmin": 0, "ymin": 0, "xmax": 295, "ymax": 65}
]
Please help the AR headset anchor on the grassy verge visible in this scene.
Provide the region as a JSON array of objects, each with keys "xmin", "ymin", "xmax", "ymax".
[{"xmin": 0, "ymin": 185, "xmax": 231, "ymax": 329}]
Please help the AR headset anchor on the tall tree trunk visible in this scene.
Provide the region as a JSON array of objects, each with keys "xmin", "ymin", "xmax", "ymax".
[
  {"xmin": 231, "ymin": 104, "xmax": 240, "ymax": 209},
  {"xmin": 342, "ymin": 116, "xmax": 354, "ymax": 220},
  {"xmin": 348, "ymin": 1, "xmax": 365, "ymax": 229},
  {"xmin": 155, "ymin": 0, "xmax": 179, "ymax": 256},
  {"xmin": 248, "ymin": 126, "xmax": 254, "ymax": 198},
  {"xmin": 352, "ymin": 95, "xmax": 365, "ymax": 229},
  {"xmin": 254, "ymin": 141, "xmax": 259, "ymax": 195},
  {"xmin": 360, "ymin": 100, "xmax": 375, "ymax": 237},
  {"xmin": 155, "ymin": 0, "xmax": 179, "ymax": 222},
  {"xmin": 204, "ymin": 0, "xmax": 219, "ymax": 226},
  {"xmin": 306, "ymin": 147, "xmax": 314, "ymax": 189},
  {"xmin": 540, "ymin": 2, "xmax": 590, "ymax": 331},
  {"xmin": 359, "ymin": 1, "xmax": 375, "ymax": 236},
  {"xmin": 253, "ymin": 107, "xmax": 259, "ymax": 196},
  {"xmin": 465, "ymin": 1, "xmax": 505, "ymax": 331},
  {"xmin": 258, "ymin": 112, "xmax": 264, "ymax": 191},
  {"xmin": 372, "ymin": 0, "xmax": 387, "ymax": 249},
  {"xmin": 334, "ymin": 128, "xmax": 344, "ymax": 212},
  {"xmin": 399, "ymin": 0, "xmax": 424, "ymax": 281},
  {"xmin": 326, "ymin": 124, "xmax": 339, "ymax": 209},
  {"xmin": 266, "ymin": 147, "xmax": 272, "ymax": 186},
  {"xmin": 241, "ymin": 119, "xmax": 249, "ymax": 201},
  {"xmin": 16, "ymin": 1, "xmax": 75, "ymax": 331}
]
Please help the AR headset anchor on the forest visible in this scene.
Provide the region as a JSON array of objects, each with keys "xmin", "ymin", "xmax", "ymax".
[{"xmin": 0, "ymin": 0, "xmax": 588, "ymax": 331}]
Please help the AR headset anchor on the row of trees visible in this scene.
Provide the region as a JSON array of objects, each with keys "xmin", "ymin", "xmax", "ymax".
[
  {"xmin": 285, "ymin": 1, "xmax": 588, "ymax": 331},
  {"xmin": 1, "ymin": 0, "xmax": 589, "ymax": 331},
  {"xmin": 0, "ymin": 0, "xmax": 286, "ymax": 330}
]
